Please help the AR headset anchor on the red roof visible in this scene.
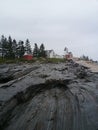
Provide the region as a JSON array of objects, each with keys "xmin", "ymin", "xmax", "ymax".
[{"xmin": 23, "ymin": 54, "xmax": 33, "ymax": 60}]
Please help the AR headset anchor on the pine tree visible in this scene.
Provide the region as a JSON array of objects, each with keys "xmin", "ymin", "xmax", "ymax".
[
  {"xmin": 39, "ymin": 43, "xmax": 46, "ymax": 57},
  {"xmin": 17, "ymin": 40, "xmax": 25, "ymax": 58},
  {"xmin": 33, "ymin": 43, "xmax": 39, "ymax": 57},
  {"xmin": 0, "ymin": 40, "xmax": 2, "ymax": 48},
  {"xmin": 25, "ymin": 39, "xmax": 32, "ymax": 54},
  {"xmin": 7, "ymin": 36, "xmax": 15, "ymax": 59},
  {"xmin": 0, "ymin": 41, "xmax": 2, "ymax": 57},
  {"xmin": 1, "ymin": 35, "xmax": 8, "ymax": 58},
  {"xmin": 12, "ymin": 39, "xmax": 17, "ymax": 58}
]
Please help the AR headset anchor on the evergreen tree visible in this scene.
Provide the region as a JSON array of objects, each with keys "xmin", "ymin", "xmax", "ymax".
[
  {"xmin": 0, "ymin": 35, "xmax": 8, "ymax": 58},
  {"xmin": 0, "ymin": 41, "xmax": 2, "ymax": 57},
  {"xmin": 25, "ymin": 39, "xmax": 32, "ymax": 54},
  {"xmin": 39, "ymin": 43, "xmax": 46, "ymax": 57},
  {"xmin": 0, "ymin": 41, "xmax": 2, "ymax": 48},
  {"xmin": 33, "ymin": 43, "xmax": 39, "ymax": 57},
  {"xmin": 80, "ymin": 55, "xmax": 89, "ymax": 61},
  {"xmin": 12, "ymin": 39, "xmax": 17, "ymax": 58},
  {"xmin": 17, "ymin": 40, "xmax": 25, "ymax": 58},
  {"xmin": 7, "ymin": 36, "xmax": 15, "ymax": 59},
  {"xmin": 0, "ymin": 35, "xmax": 4, "ymax": 58}
]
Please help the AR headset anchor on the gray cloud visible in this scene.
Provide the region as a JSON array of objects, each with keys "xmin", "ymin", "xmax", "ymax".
[{"xmin": 0, "ymin": 0, "xmax": 98, "ymax": 60}]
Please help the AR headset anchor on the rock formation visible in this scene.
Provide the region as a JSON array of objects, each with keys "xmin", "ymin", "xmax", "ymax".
[{"xmin": 0, "ymin": 61, "xmax": 98, "ymax": 130}]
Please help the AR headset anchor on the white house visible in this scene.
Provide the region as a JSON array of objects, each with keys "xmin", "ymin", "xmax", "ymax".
[
  {"xmin": 45, "ymin": 50, "xmax": 55, "ymax": 58},
  {"xmin": 45, "ymin": 50, "xmax": 64, "ymax": 59}
]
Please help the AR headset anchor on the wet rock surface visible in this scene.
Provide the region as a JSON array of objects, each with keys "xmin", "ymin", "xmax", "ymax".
[{"xmin": 0, "ymin": 62, "xmax": 98, "ymax": 130}]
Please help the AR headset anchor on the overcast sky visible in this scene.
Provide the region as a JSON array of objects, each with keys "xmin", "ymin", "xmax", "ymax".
[{"xmin": 0, "ymin": 0, "xmax": 98, "ymax": 60}]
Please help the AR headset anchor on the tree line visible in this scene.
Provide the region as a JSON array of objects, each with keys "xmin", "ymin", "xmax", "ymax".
[{"xmin": 0, "ymin": 35, "xmax": 46, "ymax": 59}]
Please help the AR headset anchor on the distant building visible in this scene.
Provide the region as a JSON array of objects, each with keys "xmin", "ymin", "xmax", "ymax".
[
  {"xmin": 65, "ymin": 52, "xmax": 73, "ymax": 60},
  {"xmin": 46, "ymin": 50, "xmax": 64, "ymax": 59},
  {"xmin": 64, "ymin": 46, "xmax": 73, "ymax": 60},
  {"xmin": 23, "ymin": 52, "xmax": 33, "ymax": 60},
  {"xmin": 45, "ymin": 50, "xmax": 55, "ymax": 58}
]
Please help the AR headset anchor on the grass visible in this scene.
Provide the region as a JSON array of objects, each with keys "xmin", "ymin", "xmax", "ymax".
[
  {"xmin": 45, "ymin": 58, "xmax": 66, "ymax": 63},
  {"xmin": 0, "ymin": 57, "xmax": 66, "ymax": 64}
]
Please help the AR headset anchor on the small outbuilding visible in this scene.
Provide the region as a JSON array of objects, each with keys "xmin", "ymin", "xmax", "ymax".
[
  {"xmin": 65, "ymin": 52, "xmax": 73, "ymax": 60},
  {"xmin": 23, "ymin": 52, "xmax": 33, "ymax": 60}
]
